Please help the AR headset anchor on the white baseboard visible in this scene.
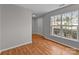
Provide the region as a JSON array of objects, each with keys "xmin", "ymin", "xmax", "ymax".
[{"xmin": 0, "ymin": 41, "xmax": 32, "ymax": 52}]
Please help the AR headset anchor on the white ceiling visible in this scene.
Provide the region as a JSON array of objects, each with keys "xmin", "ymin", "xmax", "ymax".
[{"xmin": 17, "ymin": 4, "xmax": 69, "ymax": 17}]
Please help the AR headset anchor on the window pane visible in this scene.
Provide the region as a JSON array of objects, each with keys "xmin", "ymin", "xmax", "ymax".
[
  {"xmin": 72, "ymin": 11, "xmax": 78, "ymax": 25},
  {"xmin": 62, "ymin": 12, "xmax": 72, "ymax": 25},
  {"xmin": 50, "ymin": 16, "xmax": 54, "ymax": 26},
  {"xmin": 50, "ymin": 15, "xmax": 61, "ymax": 36},
  {"xmin": 71, "ymin": 26, "xmax": 77, "ymax": 39},
  {"xmin": 54, "ymin": 15, "xmax": 61, "ymax": 25},
  {"xmin": 53, "ymin": 26, "xmax": 61, "ymax": 36},
  {"xmin": 62, "ymin": 26, "xmax": 72, "ymax": 38},
  {"xmin": 62, "ymin": 26, "xmax": 77, "ymax": 39}
]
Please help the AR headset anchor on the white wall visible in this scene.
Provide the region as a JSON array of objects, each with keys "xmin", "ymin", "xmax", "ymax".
[
  {"xmin": 0, "ymin": 5, "xmax": 2, "ymax": 50},
  {"xmin": 32, "ymin": 18, "xmax": 38, "ymax": 34},
  {"xmin": 32, "ymin": 17, "xmax": 43, "ymax": 34},
  {"xmin": 43, "ymin": 15, "xmax": 50, "ymax": 35},
  {"xmin": 32, "ymin": 19, "xmax": 35, "ymax": 34},
  {"xmin": 0, "ymin": 5, "xmax": 32, "ymax": 50},
  {"xmin": 37, "ymin": 18, "xmax": 43, "ymax": 34}
]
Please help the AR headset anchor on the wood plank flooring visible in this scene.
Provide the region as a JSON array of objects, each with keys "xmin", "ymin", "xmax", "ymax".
[{"xmin": 0, "ymin": 34, "xmax": 79, "ymax": 55}]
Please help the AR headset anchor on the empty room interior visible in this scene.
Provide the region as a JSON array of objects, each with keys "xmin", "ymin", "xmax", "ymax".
[{"xmin": 0, "ymin": 4, "xmax": 79, "ymax": 55}]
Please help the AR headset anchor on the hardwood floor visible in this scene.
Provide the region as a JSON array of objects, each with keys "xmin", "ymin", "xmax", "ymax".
[{"xmin": 0, "ymin": 34, "xmax": 79, "ymax": 55}]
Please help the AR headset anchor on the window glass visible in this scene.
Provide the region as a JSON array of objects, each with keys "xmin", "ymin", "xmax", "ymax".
[{"xmin": 50, "ymin": 15, "xmax": 61, "ymax": 36}]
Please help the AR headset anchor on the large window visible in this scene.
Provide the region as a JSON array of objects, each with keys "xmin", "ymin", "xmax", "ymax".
[{"xmin": 50, "ymin": 10, "xmax": 79, "ymax": 40}]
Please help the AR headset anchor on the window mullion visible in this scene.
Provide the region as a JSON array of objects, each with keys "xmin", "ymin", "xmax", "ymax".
[{"xmin": 60, "ymin": 15, "xmax": 63, "ymax": 36}]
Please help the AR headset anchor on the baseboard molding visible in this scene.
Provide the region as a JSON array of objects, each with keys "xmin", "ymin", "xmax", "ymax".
[{"xmin": 0, "ymin": 41, "xmax": 32, "ymax": 52}]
